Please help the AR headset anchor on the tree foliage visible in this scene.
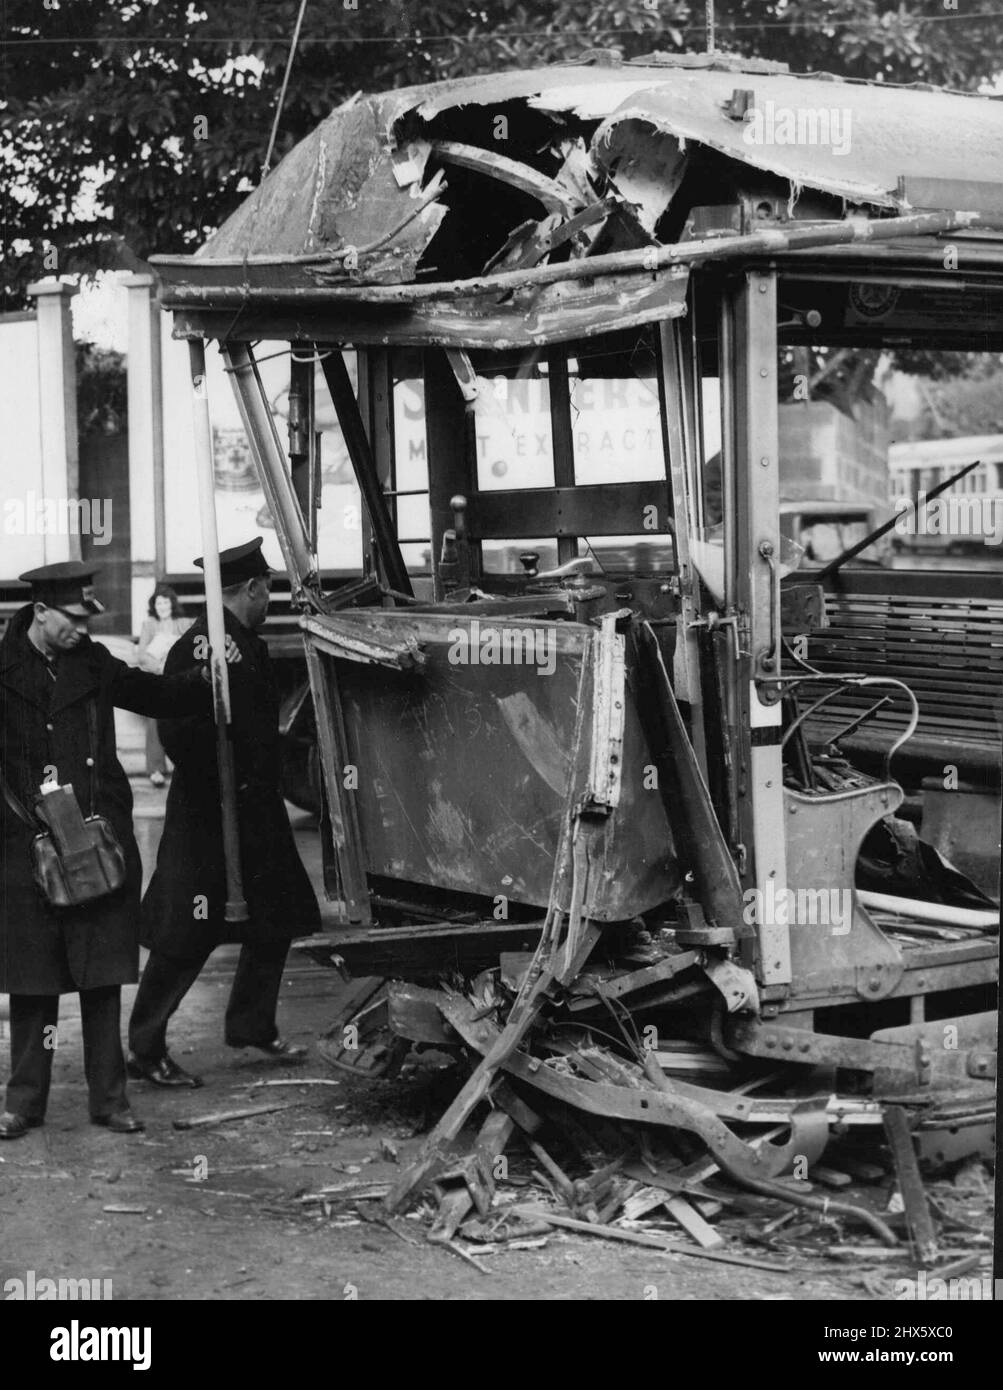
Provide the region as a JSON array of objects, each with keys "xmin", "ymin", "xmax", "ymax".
[
  {"xmin": 75, "ymin": 340, "xmax": 127, "ymax": 435},
  {"xmin": 2, "ymin": 0, "xmax": 1002, "ymax": 308},
  {"xmin": 913, "ymin": 358, "xmax": 1003, "ymax": 438}
]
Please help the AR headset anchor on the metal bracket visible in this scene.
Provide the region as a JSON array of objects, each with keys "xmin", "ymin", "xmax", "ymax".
[
  {"xmin": 854, "ymin": 958, "xmax": 903, "ymax": 1003},
  {"xmin": 966, "ymin": 1050, "xmax": 996, "ymax": 1080},
  {"xmin": 703, "ymin": 956, "xmax": 760, "ymax": 1014}
]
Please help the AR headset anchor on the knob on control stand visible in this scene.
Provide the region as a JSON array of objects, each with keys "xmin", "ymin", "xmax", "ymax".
[{"xmin": 441, "ymin": 494, "xmax": 470, "ymax": 594}]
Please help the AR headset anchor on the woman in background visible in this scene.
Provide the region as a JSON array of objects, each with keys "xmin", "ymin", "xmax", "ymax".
[{"xmin": 137, "ymin": 584, "xmax": 192, "ymax": 786}]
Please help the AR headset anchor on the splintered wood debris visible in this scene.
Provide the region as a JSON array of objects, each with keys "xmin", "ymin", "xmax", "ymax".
[{"xmin": 290, "ymin": 1062, "xmax": 992, "ymax": 1277}]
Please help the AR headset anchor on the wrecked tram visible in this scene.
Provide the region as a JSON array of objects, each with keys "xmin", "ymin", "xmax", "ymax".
[{"xmin": 153, "ymin": 54, "xmax": 1001, "ymax": 1205}]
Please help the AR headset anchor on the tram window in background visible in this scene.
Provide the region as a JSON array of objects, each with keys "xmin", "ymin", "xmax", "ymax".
[
  {"xmin": 569, "ymin": 332, "xmax": 674, "ymax": 573},
  {"xmin": 569, "ymin": 348, "xmax": 665, "ymax": 485},
  {"xmin": 474, "ymin": 359, "xmax": 556, "ymax": 492},
  {"xmin": 306, "ymin": 349, "xmax": 365, "ymax": 573},
  {"xmin": 471, "ymin": 352, "xmax": 558, "ymax": 574},
  {"xmin": 392, "ymin": 366, "xmax": 432, "ymax": 575}
]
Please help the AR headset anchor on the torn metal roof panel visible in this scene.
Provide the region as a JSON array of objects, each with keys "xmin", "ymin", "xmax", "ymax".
[
  {"xmin": 153, "ymin": 58, "xmax": 1003, "ymax": 346},
  {"xmin": 198, "ymin": 96, "xmax": 447, "ymax": 277},
  {"xmin": 194, "ymin": 62, "xmax": 1003, "ymax": 268},
  {"xmin": 186, "ymin": 65, "xmax": 1003, "ymax": 268},
  {"xmin": 538, "ymin": 68, "xmax": 1003, "ymax": 208}
]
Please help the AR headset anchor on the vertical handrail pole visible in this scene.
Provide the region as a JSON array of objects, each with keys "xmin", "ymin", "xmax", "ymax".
[{"xmin": 188, "ymin": 339, "xmax": 248, "ymax": 922}]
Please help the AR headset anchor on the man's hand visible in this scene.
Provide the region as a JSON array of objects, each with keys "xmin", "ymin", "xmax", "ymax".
[{"xmin": 198, "ymin": 636, "xmax": 243, "ymax": 682}]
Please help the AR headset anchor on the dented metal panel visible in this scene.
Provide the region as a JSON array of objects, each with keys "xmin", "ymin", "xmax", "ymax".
[{"xmin": 307, "ymin": 610, "xmax": 679, "ymax": 918}]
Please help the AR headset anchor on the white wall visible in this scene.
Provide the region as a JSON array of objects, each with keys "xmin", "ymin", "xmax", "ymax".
[
  {"xmin": 0, "ymin": 315, "xmax": 48, "ymax": 578},
  {"xmin": 159, "ymin": 323, "xmax": 364, "ymax": 576}
]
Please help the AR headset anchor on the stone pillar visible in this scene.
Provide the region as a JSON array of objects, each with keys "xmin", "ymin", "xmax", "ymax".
[
  {"xmin": 123, "ymin": 274, "xmax": 165, "ymax": 633},
  {"xmin": 26, "ymin": 279, "xmax": 79, "ymax": 564}
]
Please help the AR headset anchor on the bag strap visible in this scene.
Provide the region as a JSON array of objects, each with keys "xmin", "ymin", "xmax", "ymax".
[
  {"xmin": 1, "ymin": 699, "xmax": 101, "ymax": 824},
  {"xmin": 0, "ymin": 763, "xmax": 40, "ymax": 830},
  {"xmin": 86, "ymin": 697, "xmax": 100, "ymax": 816}
]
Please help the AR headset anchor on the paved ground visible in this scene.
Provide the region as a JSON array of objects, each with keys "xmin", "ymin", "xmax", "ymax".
[{"xmin": 0, "ymin": 777, "xmax": 992, "ymax": 1301}]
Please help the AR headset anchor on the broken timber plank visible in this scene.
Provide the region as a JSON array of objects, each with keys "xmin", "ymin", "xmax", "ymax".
[
  {"xmin": 172, "ymin": 1101, "xmax": 306, "ymax": 1130},
  {"xmin": 621, "ymin": 1186, "xmax": 667, "ymax": 1221},
  {"xmin": 883, "ymin": 1105, "xmax": 939, "ymax": 1266},
  {"xmin": 429, "ymin": 1190, "xmax": 475, "ymax": 1245},
  {"xmin": 430, "ymin": 1108, "xmax": 517, "ymax": 1234},
  {"xmin": 385, "ymin": 971, "xmax": 552, "ymax": 1213},
  {"xmin": 622, "ymin": 1161, "xmax": 739, "ymax": 1206},
  {"xmin": 511, "ymin": 1206, "xmax": 792, "ymax": 1272},
  {"xmin": 810, "ymin": 1165, "xmax": 854, "ymax": 1190},
  {"xmin": 663, "ymin": 1194, "xmax": 724, "ymax": 1249}
]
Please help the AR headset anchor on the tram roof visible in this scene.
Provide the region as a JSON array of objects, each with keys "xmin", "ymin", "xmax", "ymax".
[{"xmin": 153, "ymin": 53, "xmax": 1003, "ymax": 346}]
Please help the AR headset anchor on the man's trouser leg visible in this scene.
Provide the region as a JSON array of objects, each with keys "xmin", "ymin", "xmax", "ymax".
[
  {"xmin": 128, "ymin": 948, "xmax": 210, "ymax": 1064},
  {"xmin": 224, "ymin": 939, "xmax": 290, "ymax": 1049},
  {"xmin": 5, "ymin": 994, "xmax": 58, "ymax": 1120},
  {"xmin": 81, "ymin": 985, "xmax": 129, "ymax": 1120},
  {"xmin": 145, "ymin": 718, "xmax": 167, "ymax": 777}
]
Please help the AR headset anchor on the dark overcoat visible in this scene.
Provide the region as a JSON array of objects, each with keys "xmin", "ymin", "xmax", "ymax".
[
  {"xmin": 0, "ymin": 605, "xmax": 209, "ymax": 994},
  {"xmin": 140, "ymin": 606, "xmax": 320, "ymax": 960}
]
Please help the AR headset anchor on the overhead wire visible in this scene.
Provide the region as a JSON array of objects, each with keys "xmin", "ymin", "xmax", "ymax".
[{"xmin": 261, "ymin": 0, "xmax": 310, "ymax": 179}]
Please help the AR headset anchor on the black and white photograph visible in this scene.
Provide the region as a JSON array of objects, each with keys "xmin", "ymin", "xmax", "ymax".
[{"xmin": 1, "ymin": 0, "xmax": 1000, "ymax": 1344}]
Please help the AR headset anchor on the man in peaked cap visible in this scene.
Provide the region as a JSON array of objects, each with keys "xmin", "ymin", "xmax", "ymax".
[
  {"xmin": 18, "ymin": 558, "xmax": 106, "ymax": 618},
  {"xmin": 128, "ymin": 538, "xmax": 320, "ymax": 1088},
  {"xmin": 0, "ymin": 562, "xmax": 222, "ymax": 1139}
]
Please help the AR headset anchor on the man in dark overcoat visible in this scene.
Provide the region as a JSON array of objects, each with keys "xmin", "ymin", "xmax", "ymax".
[
  {"xmin": 128, "ymin": 539, "xmax": 320, "ymax": 1088},
  {"xmin": 0, "ymin": 562, "xmax": 213, "ymax": 1139}
]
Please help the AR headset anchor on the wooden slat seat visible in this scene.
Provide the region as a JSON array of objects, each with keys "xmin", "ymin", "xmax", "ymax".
[{"xmin": 799, "ymin": 568, "xmax": 1003, "ymax": 786}]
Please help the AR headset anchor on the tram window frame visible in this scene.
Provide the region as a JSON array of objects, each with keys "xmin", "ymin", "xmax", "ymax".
[{"xmin": 459, "ymin": 328, "xmax": 678, "ymax": 579}]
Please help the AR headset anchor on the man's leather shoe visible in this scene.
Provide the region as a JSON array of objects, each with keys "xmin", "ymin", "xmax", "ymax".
[
  {"xmin": 248, "ymin": 1039, "xmax": 307, "ymax": 1061},
  {"xmin": 0, "ymin": 1111, "xmax": 42, "ymax": 1140},
  {"xmin": 92, "ymin": 1110, "xmax": 145, "ymax": 1134},
  {"xmin": 127, "ymin": 1053, "xmax": 204, "ymax": 1088}
]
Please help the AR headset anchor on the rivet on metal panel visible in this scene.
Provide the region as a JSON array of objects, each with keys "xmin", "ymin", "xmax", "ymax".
[
  {"xmin": 759, "ymin": 456, "xmax": 770, "ymax": 467},
  {"xmin": 759, "ymin": 368, "xmax": 768, "ymax": 377}
]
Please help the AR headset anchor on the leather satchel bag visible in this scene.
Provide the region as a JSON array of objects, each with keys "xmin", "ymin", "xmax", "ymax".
[{"xmin": 1, "ymin": 701, "xmax": 126, "ymax": 908}]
